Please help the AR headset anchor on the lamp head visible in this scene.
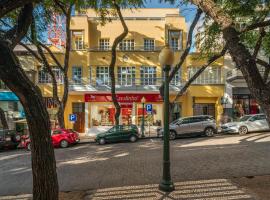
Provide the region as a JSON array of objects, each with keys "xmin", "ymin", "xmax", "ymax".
[{"xmin": 159, "ymin": 44, "xmax": 174, "ymax": 66}]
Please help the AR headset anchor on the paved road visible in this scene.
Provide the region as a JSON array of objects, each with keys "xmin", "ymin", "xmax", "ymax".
[{"xmin": 1, "ymin": 132, "xmax": 270, "ymax": 196}]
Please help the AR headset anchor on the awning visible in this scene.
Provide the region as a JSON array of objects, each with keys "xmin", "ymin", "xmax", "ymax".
[{"xmin": 0, "ymin": 92, "xmax": 19, "ymax": 101}]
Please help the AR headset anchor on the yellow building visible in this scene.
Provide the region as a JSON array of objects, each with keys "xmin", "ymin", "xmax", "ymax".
[{"xmin": 14, "ymin": 8, "xmax": 225, "ymax": 133}]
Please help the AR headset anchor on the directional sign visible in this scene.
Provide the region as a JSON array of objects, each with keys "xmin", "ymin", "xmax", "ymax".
[
  {"xmin": 146, "ymin": 104, "xmax": 152, "ymax": 113},
  {"xmin": 69, "ymin": 114, "xmax": 77, "ymax": 122}
]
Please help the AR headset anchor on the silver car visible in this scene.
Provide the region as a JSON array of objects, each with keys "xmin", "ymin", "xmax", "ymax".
[
  {"xmin": 157, "ymin": 115, "xmax": 217, "ymax": 140},
  {"xmin": 220, "ymin": 114, "xmax": 270, "ymax": 135}
]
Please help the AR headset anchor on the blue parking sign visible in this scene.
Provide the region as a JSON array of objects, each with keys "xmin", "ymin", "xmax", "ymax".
[
  {"xmin": 146, "ymin": 104, "xmax": 152, "ymax": 113},
  {"xmin": 69, "ymin": 114, "xmax": 77, "ymax": 122}
]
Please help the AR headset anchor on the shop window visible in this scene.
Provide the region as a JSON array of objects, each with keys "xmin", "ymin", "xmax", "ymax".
[
  {"xmin": 99, "ymin": 39, "xmax": 110, "ymax": 50},
  {"xmin": 188, "ymin": 66, "xmax": 222, "ymax": 84},
  {"xmin": 72, "ymin": 30, "xmax": 84, "ymax": 50},
  {"xmin": 119, "ymin": 39, "xmax": 134, "ymax": 51},
  {"xmin": 117, "ymin": 67, "xmax": 135, "ymax": 86},
  {"xmin": 72, "ymin": 66, "xmax": 82, "ymax": 84},
  {"xmin": 193, "ymin": 104, "xmax": 215, "ymax": 118},
  {"xmin": 38, "ymin": 67, "xmax": 63, "ymax": 84},
  {"xmin": 140, "ymin": 66, "xmax": 157, "ymax": 85},
  {"xmin": 168, "ymin": 30, "xmax": 183, "ymax": 51},
  {"xmin": 144, "ymin": 38, "xmax": 155, "ymax": 51},
  {"xmin": 96, "ymin": 66, "xmax": 110, "ymax": 86},
  {"xmin": 91, "ymin": 105, "xmax": 115, "ymax": 126}
]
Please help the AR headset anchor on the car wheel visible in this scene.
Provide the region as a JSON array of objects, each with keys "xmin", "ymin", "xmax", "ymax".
[
  {"xmin": 27, "ymin": 143, "xmax": 31, "ymax": 151},
  {"xmin": 205, "ymin": 127, "xmax": 215, "ymax": 137},
  {"xmin": 60, "ymin": 140, "xmax": 69, "ymax": 148},
  {"xmin": 99, "ymin": 138, "xmax": 106, "ymax": 145},
  {"xmin": 169, "ymin": 131, "xmax": 176, "ymax": 140},
  {"xmin": 129, "ymin": 135, "xmax": 137, "ymax": 143},
  {"xmin": 239, "ymin": 126, "xmax": 248, "ymax": 135}
]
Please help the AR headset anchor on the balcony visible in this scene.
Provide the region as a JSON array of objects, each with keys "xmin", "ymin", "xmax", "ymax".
[
  {"xmin": 69, "ymin": 78, "xmax": 182, "ymax": 93},
  {"xmin": 88, "ymin": 46, "xmax": 182, "ymax": 52},
  {"xmin": 226, "ymin": 69, "xmax": 243, "ymax": 82}
]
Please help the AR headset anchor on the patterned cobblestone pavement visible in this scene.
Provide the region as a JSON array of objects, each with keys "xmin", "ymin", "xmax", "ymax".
[{"xmin": 0, "ymin": 178, "xmax": 255, "ymax": 200}]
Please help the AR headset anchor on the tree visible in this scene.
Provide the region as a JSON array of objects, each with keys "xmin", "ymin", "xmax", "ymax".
[
  {"xmin": 0, "ymin": 1, "xmax": 58, "ymax": 200},
  {"xmin": 19, "ymin": 0, "xmax": 73, "ymax": 128},
  {"xmin": 91, "ymin": 0, "xmax": 144, "ymax": 125},
  {"xmin": 185, "ymin": 0, "xmax": 270, "ymax": 124}
]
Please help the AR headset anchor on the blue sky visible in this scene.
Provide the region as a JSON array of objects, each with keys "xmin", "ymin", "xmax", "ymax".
[{"xmin": 144, "ymin": 0, "xmax": 197, "ymax": 24}]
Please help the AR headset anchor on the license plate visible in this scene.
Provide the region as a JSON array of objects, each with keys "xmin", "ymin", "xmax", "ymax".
[{"xmin": 5, "ymin": 137, "xmax": 11, "ymax": 141}]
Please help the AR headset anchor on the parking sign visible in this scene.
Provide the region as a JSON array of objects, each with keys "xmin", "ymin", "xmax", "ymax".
[
  {"xmin": 69, "ymin": 114, "xmax": 77, "ymax": 122},
  {"xmin": 146, "ymin": 104, "xmax": 152, "ymax": 113}
]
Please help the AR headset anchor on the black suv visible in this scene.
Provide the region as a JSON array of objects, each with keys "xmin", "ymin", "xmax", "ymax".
[{"xmin": 0, "ymin": 129, "xmax": 21, "ymax": 150}]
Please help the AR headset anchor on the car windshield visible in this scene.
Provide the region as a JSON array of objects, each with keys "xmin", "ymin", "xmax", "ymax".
[
  {"xmin": 239, "ymin": 115, "xmax": 251, "ymax": 122},
  {"xmin": 170, "ymin": 119, "xmax": 181, "ymax": 125}
]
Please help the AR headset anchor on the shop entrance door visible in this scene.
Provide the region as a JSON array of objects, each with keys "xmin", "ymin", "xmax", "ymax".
[{"xmin": 72, "ymin": 103, "xmax": 85, "ymax": 133}]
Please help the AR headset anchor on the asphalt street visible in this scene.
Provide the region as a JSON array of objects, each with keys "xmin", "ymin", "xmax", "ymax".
[{"xmin": 1, "ymin": 132, "xmax": 270, "ymax": 196}]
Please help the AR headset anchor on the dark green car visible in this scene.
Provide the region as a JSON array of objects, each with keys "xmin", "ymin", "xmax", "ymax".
[{"xmin": 95, "ymin": 125, "xmax": 139, "ymax": 145}]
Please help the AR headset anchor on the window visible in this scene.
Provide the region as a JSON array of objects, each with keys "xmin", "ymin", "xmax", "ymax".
[
  {"xmin": 117, "ymin": 67, "xmax": 135, "ymax": 86},
  {"xmin": 72, "ymin": 30, "xmax": 84, "ymax": 50},
  {"xmin": 96, "ymin": 66, "xmax": 110, "ymax": 85},
  {"xmin": 168, "ymin": 30, "xmax": 183, "ymax": 51},
  {"xmin": 38, "ymin": 67, "xmax": 63, "ymax": 84},
  {"xmin": 72, "ymin": 66, "xmax": 82, "ymax": 84},
  {"xmin": 140, "ymin": 66, "xmax": 156, "ymax": 85},
  {"xmin": 188, "ymin": 66, "xmax": 222, "ymax": 84},
  {"xmin": 99, "ymin": 39, "xmax": 110, "ymax": 50},
  {"xmin": 72, "ymin": 102, "xmax": 84, "ymax": 113},
  {"xmin": 119, "ymin": 39, "xmax": 134, "ymax": 51},
  {"xmin": 144, "ymin": 39, "xmax": 155, "ymax": 51},
  {"xmin": 194, "ymin": 104, "xmax": 215, "ymax": 118},
  {"xmin": 8, "ymin": 102, "xmax": 18, "ymax": 111},
  {"xmin": 163, "ymin": 69, "xmax": 181, "ymax": 86}
]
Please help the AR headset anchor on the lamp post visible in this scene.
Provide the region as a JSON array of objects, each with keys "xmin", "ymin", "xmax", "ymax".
[
  {"xmin": 158, "ymin": 44, "xmax": 175, "ymax": 192},
  {"xmin": 141, "ymin": 96, "xmax": 146, "ymax": 138}
]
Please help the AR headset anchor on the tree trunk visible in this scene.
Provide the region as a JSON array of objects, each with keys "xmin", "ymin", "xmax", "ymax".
[
  {"xmin": 109, "ymin": 2, "xmax": 128, "ymax": 125},
  {"xmin": 0, "ymin": 107, "xmax": 8, "ymax": 129},
  {"xmin": 0, "ymin": 41, "xmax": 58, "ymax": 200}
]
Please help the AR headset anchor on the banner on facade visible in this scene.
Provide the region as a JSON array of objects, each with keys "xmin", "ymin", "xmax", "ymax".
[{"xmin": 85, "ymin": 93, "xmax": 163, "ymax": 103}]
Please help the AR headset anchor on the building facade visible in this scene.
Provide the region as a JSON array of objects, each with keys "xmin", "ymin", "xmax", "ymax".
[{"xmin": 12, "ymin": 8, "xmax": 225, "ymax": 134}]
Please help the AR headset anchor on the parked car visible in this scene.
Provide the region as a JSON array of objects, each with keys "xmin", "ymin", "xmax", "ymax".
[
  {"xmin": 220, "ymin": 114, "xmax": 269, "ymax": 135},
  {"xmin": 157, "ymin": 115, "xmax": 217, "ymax": 140},
  {"xmin": 0, "ymin": 129, "xmax": 21, "ymax": 150},
  {"xmin": 23, "ymin": 128, "xmax": 80, "ymax": 150},
  {"xmin": 95, "ymin": 125, "xmax": 139, "ymax": 145}
]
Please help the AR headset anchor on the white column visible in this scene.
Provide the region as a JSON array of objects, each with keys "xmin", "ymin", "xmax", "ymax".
[
  {"xmin": 132, "ymin": 102, "xmax": 136, "ymax": 124},
  {"xmin": 85, "ymin": 102, "xmax": 89, "ymax": 135}
]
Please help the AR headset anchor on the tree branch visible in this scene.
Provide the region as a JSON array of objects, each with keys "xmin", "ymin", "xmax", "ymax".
[
  {"xmin": 173, "ymin": 46, "xmax": 227, "ymax": 103},
  {"xmin": 0, "ymin": 0, "xmax": 37, "ymax": 18},
  {"xmin": 3, "ymin": 3, "xmax": 33, "ymax": 49},
  {"xmin": 19, "ymin": 42, "xmax": 42, "ymax": 62},
  {"xmin": 241, "ymin": 19, "xmax": 270, "ymax": 33},
  {"xmin": 256, "ymin": 58, "xmax": 270, "ymax": 69},
  {"xmin": 253, "ymin": 28, "xmax": 266, "ymax": 58},
  {"xmin": 159, "ymin": 8, "xmax": 202, "ymax": 97},
  {"xmin": 53, "ymin": 0, "xmax": 67, "ymax": 15}
]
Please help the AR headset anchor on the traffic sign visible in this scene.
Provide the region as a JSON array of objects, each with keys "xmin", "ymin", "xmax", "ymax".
[
  {"xmin": 146, "ymin": 104, "xmax": 152, "ymax": 113},
  {"xmin": 69, "ymin": 114, "xmax": 77, "ymax": 122}
]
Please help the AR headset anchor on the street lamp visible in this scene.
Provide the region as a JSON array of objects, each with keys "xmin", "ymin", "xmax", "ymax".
[
  {"xmin": 141, "ymin": 96, "xmax": 146, "ymax": 138},
  {"xmin": 158, "ymin": 44, "xmax": 175, "ymax": 192}
]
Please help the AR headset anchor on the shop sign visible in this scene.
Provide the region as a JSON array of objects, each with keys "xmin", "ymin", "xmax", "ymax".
[{"xmin": 85, "ymin": 93, "xmax": 163, "ymax": 103}]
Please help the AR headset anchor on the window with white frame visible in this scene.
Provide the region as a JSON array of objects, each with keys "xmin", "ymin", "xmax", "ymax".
[
  {"xmin": 140, "ymin": 66, "xmax": 157, "ymax": 85},
  {"xmin": 188, "ymin": 66, "xmax": 222, "ymax": 84},
  {"xmin": 72, "ymin": 66, "xmax": 82, "ymax": 84},
  {"xmin": 72, "ymin": 30, "xmax": 84, "ymax": 50},
  {"xmin": 99, "ymin": 38, "xmax": 110, "ymax": 50},
  {"xmin": 117, "ymin": 67, "xmax": 135, "ymax": 86},
  {"xmin": 38, "ymin": 67, "xmax": 63, "ymax": 84},
  {"xmin": 163, "ymin": 69, "xmax": 181, "ymax": 86},
  {"xmin": 144, "ymin": 38, "xmax": 155, "ymax": 51},
  {"xmin": 168, "ymin": 30, "xmax": 182, "ymax": 51},
  {"xmin": 96, "ymin": 66, "xmax": 110, "ymax": 85},
  {"xmin": 119, "ymin": 39, "xmax": 134, "ymax": 51}
]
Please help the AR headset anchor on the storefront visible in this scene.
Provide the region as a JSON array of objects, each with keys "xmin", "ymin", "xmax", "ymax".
[
  {"xmin": 232, "ymin": 94, "xmax": 261, "ymax": 119},
  {"xmin": 85, "ymin": 93, "xmax": 163, "ymax": 128}
]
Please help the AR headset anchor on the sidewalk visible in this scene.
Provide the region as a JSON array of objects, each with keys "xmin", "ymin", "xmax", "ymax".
[{"xmin": 2, "ymin": 175, "xmax": 270, "ymax": 200}]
